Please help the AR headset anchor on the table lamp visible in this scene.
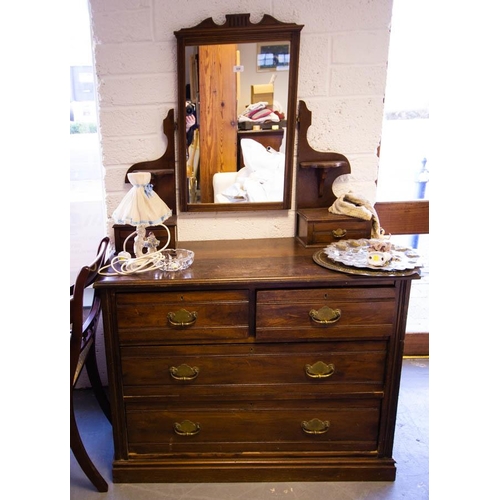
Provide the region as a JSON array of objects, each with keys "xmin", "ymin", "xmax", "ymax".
[{"xmin": 112, "ymin": 171, "xmax": 172, "ymax": 258}]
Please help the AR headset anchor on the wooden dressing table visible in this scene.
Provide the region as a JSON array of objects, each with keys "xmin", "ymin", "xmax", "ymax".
[
  {"xmin": 97, "ymin": 13, "xmax": 421, "ymax": 484},
  {"xmin": 96, "ymin": 237, "xmax": 418, "ymax": 483}
]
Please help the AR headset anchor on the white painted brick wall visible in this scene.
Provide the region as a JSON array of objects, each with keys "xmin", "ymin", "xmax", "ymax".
[{"xmin": 88, "ymin": 0, "xmax": 393, "ymax": 241}]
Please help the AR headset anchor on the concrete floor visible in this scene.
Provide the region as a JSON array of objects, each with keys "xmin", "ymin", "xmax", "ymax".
[{"xmin": 71, "ymin": 358, "xmax": 429, "ymax": 499}]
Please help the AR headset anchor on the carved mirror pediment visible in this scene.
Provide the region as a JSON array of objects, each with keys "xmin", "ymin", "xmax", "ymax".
[{"xmin": 175, "ymin": 14, "xmax": 303, "ymax": 212}]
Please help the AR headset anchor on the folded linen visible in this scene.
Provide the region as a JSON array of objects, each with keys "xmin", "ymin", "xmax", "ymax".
[
  {"xmin": 328, "ymin": 192, "xmax": 384, "ymax": 239},
  {"xmin": 238, "ymin": 101, "xmax": 280, "ymax": 123}
]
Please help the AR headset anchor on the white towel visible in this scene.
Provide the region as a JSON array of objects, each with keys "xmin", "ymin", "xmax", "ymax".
[{"xmin": 328, "ymin": 192, "xmax": 384, "ymax": 239}]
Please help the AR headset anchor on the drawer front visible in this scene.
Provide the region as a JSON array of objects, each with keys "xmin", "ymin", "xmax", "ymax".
[
  {"xmin": 311, "ymin": 219, "xmax": 372, "ymax": 245},
  {"xmin": 120, "ymin": 341, "xmax": 387, "ymax": 397},
  {"xmin": 116, "ymin": 290, "xmax": 249, "ymax": 343},
  {"xmin": 125, "ymin": 399, "xmax": 381, "ymax": 454},
  {"xmin": 256, "ymin": 288, "xmax": 396, "ymax": 341}
]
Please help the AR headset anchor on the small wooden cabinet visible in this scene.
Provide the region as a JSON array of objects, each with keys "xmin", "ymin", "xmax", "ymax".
[
  {"xmin": 96, "ymin": 238, "xmax": 417, "ymax": 483},
  {"xmin": 296, "ymin": 208, "xmax": 372, "ymax": 247}
]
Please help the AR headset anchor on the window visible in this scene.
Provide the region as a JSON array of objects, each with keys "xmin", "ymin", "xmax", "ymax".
[
  {"xmin": 377, "ymin": 0, "xmax": 430, "ymax": 204},
  {"xmin": 377, "ymin": 0, "xmax": 430, "ymax": 337},
  {"xmin": 70, "ymin": 0, "xmax": 106, "ymax": 285}
]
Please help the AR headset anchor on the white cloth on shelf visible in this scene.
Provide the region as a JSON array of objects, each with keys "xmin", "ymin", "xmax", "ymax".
[
  {"xmin": 328, "ymin": 191, "xmax": 384, "ymax": 239},
  {"xmin": 237, "ymin": 101, "xmax": 280, "ymax": 123},
  {"xmin": 220, "ymin": 139, "xmax": 285, "ymax": 202}
]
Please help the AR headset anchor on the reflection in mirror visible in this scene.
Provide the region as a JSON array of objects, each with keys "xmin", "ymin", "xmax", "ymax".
[
  {"xmin": 186, "ymin": 42, "xmax": 289, "ymax": 204},
  {"xmin": 175, "ymin": 14, "xmax": 303, "ymax": 212}
]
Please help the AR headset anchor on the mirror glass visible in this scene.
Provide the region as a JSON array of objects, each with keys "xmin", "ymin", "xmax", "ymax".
[{"xmin": 175, "ymin": 14, "xmax": 303, "ymax": 212}]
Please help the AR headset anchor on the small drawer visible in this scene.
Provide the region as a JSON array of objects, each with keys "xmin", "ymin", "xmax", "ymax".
[
  {"xmin": 120, "ymin": 341, "xmax": 387, "ymax": 397},
  {"xmin": 116, "ymin": 290, "xmax": 249, "ymax": 344},
  {"xmin": 125, "ymin": 399, "xmax": 381, "ymax": 455},
  {"xmin": 296, "ymin": 208, "xmax": 372, "ymax": 247},
  {"xmin": 256, "ymin": 288, "xmax": 395, "ymax": 341}
]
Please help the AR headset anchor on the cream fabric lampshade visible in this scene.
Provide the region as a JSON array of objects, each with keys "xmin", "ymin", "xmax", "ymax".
[{"xmin": 112, "ymin": 172, "xmax": 172, "ymax": 226}]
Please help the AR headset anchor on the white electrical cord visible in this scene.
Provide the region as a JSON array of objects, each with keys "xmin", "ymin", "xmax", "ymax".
[{"xmin": 99, "ymin": 224, "xmax": 171, "ymax": 276}]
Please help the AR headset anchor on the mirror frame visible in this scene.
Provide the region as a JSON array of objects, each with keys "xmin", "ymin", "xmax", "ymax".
[{"xmin": 174, "ymin": 13, "xmax": 303, "ymax": 212}]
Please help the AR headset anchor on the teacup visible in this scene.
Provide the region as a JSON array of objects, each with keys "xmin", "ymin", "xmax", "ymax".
[{"xmin": 368, "ymin": 251, "xmax": 391, "ymax": 267}]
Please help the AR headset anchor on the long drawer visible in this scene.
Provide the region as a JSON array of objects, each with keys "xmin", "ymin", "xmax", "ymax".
[
  {"xmin": 256, "ymin": 287, "xmax": 396, "ymax": 341},
  {"xmin": 115, "ymin": 290, "xmax": 250, "ymax": 344},
  {"xmin": 125, "ymin": 399, "xmax": 381, "ymax": 454},
  {"xmin": 120, "ymin": 341, "xmax": 387, "ymax": 398}
]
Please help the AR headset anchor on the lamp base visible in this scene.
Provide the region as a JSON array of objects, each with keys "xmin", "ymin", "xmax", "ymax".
[
  {"xmin": 133, "ymin": 225, "xmax": 148, "ymax": 258},
  {"xmin": 113, "ymin": 217, "xmax": 177, "ymax": 255}
]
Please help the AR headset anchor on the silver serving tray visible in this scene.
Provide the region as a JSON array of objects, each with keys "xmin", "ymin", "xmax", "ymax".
[{"xmin": 323, "ymin": 238, "xmax": 422, "ymax": 272}]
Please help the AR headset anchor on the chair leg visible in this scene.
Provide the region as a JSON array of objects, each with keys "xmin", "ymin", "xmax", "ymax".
[
  {"xmin": 70, "ymin": 398, "xmax": 108, "ymax": 492},
  {"xmin": 85, "ymin": 341, "xmax": 112, "ymax": 423}
]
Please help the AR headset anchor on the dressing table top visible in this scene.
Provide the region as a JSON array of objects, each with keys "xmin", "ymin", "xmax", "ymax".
[{"xmin": 95, "ymin": 237, "xmax": 419, "ymax": 289}]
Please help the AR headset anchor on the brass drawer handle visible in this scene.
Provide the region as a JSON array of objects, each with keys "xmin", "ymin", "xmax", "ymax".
[
  {"xmin": 305, "ymin": 361, "xmax": 335, "ymax": 379},
  {"xmin": 332, "ymin": 228, "xmax": 347, "ymax": 238},
  {"xmin": 167, "ymin": 308, "xmax": 198, "ymax": 327},
  {"xmin": 309, "ymin": 306, "xmax": 341, "ymax": 325},
  {"xmin": 169, "ymin": 363, "xmax": 200, "ymax": 381},
  {"xmin": 174, "ymin": 420, "xmax": 201, "ymax": 436},
  {"xmin": 301, "ymin": 418, "xmax": 330, "ymax": 435}
]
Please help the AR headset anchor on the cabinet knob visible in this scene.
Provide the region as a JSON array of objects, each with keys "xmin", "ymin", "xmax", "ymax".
[
  {"xmin": 309, "ymin": 306, "xmax": 341, "ymax": 325},
  {"xmin": 301, "ymin": 418, "xmax": 330, "ymax": 435},
  {"xmin": 167, "ymin": 308, "xmax": 198, "ymax": 327},
  {"xmin": 169, "ymin": 364, "xmax": 200, "ymax": 381},
  {"xmin": 305, "ymin": 361, "xmax": 335, "ymax": 379},
  {"xmin": 174, "ymin": 420, "xmax": 201, "ymax": 436},
  {"xmin": 332, "ymin": 228, "xmax": 347, "ymax": 238}
]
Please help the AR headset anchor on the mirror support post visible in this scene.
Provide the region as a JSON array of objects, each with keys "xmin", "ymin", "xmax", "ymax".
[{"xmin": 296, "ymin": 100, "xmax": 351, "ymax": 210}]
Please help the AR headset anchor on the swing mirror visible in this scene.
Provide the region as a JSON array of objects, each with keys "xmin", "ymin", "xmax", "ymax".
[{"xmin": 175, "ymin": 14, "xmax": 303, "ymax": 212}]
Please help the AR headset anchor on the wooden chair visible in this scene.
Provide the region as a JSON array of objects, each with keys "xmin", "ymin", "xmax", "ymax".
[{"xmin": 70, "ymin": 237, "xmax": 111, "ymax": 492}]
